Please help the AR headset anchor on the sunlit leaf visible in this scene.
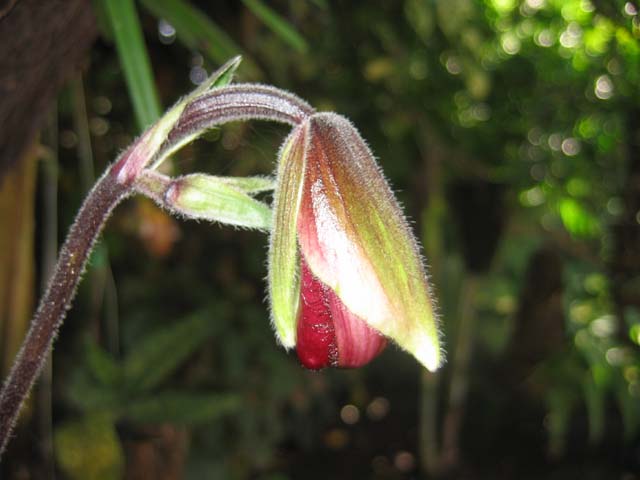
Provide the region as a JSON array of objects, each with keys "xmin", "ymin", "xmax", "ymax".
[{"xmin": 557, "ymin": 197, "xmax": 600, "ymax": 237}]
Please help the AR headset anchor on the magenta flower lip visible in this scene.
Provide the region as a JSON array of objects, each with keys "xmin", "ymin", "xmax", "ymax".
[{"xmin": 296, "ymin": 257, "xmax": 387, "ymax": 369}]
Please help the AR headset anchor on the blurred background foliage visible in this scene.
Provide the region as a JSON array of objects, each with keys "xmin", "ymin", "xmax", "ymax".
[{"xmin": 1, "ymin": 0, "xmax": 640, "ymax": 478}]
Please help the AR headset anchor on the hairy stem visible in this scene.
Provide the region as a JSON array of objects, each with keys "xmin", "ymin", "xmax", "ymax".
[
  {"xmin": 0, "ymin": 171, "xmax": 130, "ymax": 453},
  {"xmin": 0, "ymin": 78, "xmax": 312, "ymax": 455},
  {"xmin": 163, "ymin": 84, "xmax": 314, "ymax": 156}
]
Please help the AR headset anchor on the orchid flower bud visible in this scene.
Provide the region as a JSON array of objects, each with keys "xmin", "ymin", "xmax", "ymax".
[
  {"xmin": 269, "ymin": 112, "xmax": 442, "ymax": 371},
  {"xmin": 165, "ymin": 174, "xmax": 273, "ymax": 230}
]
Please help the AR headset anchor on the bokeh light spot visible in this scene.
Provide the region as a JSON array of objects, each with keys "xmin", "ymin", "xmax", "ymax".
[
  {"xmin": 535, "ymin": 29, "xmax": 554, "ymax": 47},
  {"xmin": 394, "ymin": 451, "xmax": 416, "ymax": 472},
  {"xmin": 624, "ymin": 2, "xmax": 638, "ymax": 16},
  {"xmin": 158, "ymin": 19, "xmax": 176, "ymax": 45},
  {"xmin": 340, "ymin": 404, "xmax": 360, "ymax": 425},
  {"xmin": 590, "ymin": 315, "xmax": 617, "ymax": 338},
  {"xmin": 561, "ymin": 137, "xmax": 581, "ymax": 156},
  {"xmin": 502, "ymin": 32, "xmax": 521, "ymax": 54},
  {"xmin": 366, "ymin": 397, "xmax": 390, "ymax": 421},
  {"xmin": 595, "ymin": 75, "xmax": 614, "ymax": 99}
]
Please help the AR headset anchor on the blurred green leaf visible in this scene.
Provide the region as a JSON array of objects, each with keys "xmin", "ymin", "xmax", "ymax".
[
  {"xmin": 54, "ymin": 413, "xmax": 124, "ymax": 480},
  {"xmin": 583, "ymin": 376, "xmax": 605, "ymax": 445},
  {"xmin": 66, "ymin": 367, "xmax": 126, "ymax": 412},
  {"xmin": 310, "ymin": 0, "xmax": 328, "ymax": 9},
  {"xmin": 558, "ymin": 197, "xmax": 600, "ymax": 238},
  {"xmin": 242, "ymin": 0, "xmax": 309, "ymax": 53},
  {"xmin": 122, "ymin": 312, "xmax": 220, "ymax": 392},
  {"xmin": 83, "ymin": 338, "xmax": 121, "ymax": 387},
  {"xmin": 139, "ymin": 0, "xmax": 262, "ymax": 79},
  {"xmin": 98, "ymin": 0, "xmax": 162, "ymax": 130},
  {"xmin": 405, "ymin": 0, "xmax": 435, "ymax": 44},
  {"xmin": 546, "ymin": 388, "xmax": 576, "ymax": 457},
  {"xmin": 121, "ymin": 391, "xmax": 240, "ymax": 425},
  {"xmin": 90, "ymin": 0, "xmax": 115, "ymax": 41},
  {"xmin": 616, "ymin": 378, "xmax": 640, "ymax": 441}
]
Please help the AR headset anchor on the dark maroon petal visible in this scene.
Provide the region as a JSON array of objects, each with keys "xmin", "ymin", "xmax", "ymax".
[
  {"xmin": 296, "ymin": 258, "xmax": 386, "ymax": 369},
  {"xmin": 296, "ymin": 258, "xmax": 338, "ymax": 369}
]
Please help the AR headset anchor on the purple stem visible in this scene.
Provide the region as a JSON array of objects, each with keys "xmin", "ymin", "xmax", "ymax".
[
  {"xmin": 0, "ymin": 80, "xmax": 313, "ymax": 455},
  {"xmin": 0, "ymin": 171, "xmax": 130, "ymax": 453},
  {"xmin": 166, "ymin": 84, "xmax": 315, "ymax": 147}
]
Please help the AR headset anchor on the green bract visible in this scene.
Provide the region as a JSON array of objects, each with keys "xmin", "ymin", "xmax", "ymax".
[
  {"xmin": 166, "ymin": 174, "xmax": 273, "ymax": 230},
  {"xmin": 268, "ymin": 129, "xmax": 308, "ymax": 348}
]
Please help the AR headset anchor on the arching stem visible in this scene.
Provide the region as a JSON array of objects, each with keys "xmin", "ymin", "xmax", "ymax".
[
  {"xmin": 0, "ymin": 171, "xmax": 130, "ymax": 453},
  {"xmin": 0, "ymin": 78, "xmax": 314, "ymax": 454}
]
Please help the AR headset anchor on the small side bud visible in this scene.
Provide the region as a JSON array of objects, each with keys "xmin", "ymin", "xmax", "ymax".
[{"xmin": 165, "ymin": 174, "xmax": 272, "ymax": 230}]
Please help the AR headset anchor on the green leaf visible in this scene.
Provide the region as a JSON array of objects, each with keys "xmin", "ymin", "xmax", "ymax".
[
  {"xmin": 54, "ymin": 413, "xmax": 124, "ymax": 480},
  {"xmin": 583, "ymin": 376, "xmax": 605, "ymax": 445},
  {"xmin": 121, "ymin": 391, "xmax": 240, "ymax": 425},
  {"xmin": 557, "ymin": 197, "xmax": 600, "ymax": 238},
  {"xmin": 90, "ymin": 0, "xmax": 115, "ymax": 41},
  {"xmin": 83, "ymin": 338, "xmax": 121, "ymax": 387},
  {"xmin": 65, "ymin": 368, "xmax": 125, "ymax": 413},
  {"xmin": 139, "ymin": 0, "xmax": 262, "ymax": 79},
  {"xmin": 616, "ymin": 378, "xmax": 640, "ymax": 441},
  {"xmin": 122, "ymin": 312, "xmax": 221, "ymax": 393},
  {"xmin": 242, "ymin": 0, "xmax": 309, "ymax": 53},
  {"xmin": 546, "ymin": 388, "xmax": 576, "ymax": 457},
  {"xmin": 98, "ymin": 0, "xmax": 162, "ymax": 130}
]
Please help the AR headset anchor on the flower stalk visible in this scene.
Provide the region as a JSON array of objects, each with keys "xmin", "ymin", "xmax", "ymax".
[
  {"xmin": 0, "ymin": 60, "xmax": 314, "ymax": 454},
  {"xmin": 0, "ymin": 171, "xmax": 129, "ymax": 453}
]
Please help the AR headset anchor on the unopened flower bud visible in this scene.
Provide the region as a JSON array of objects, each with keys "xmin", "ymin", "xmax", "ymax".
[{"xmin": 269, "ymin": 112, "xmax": 442, "ymax": 371}]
